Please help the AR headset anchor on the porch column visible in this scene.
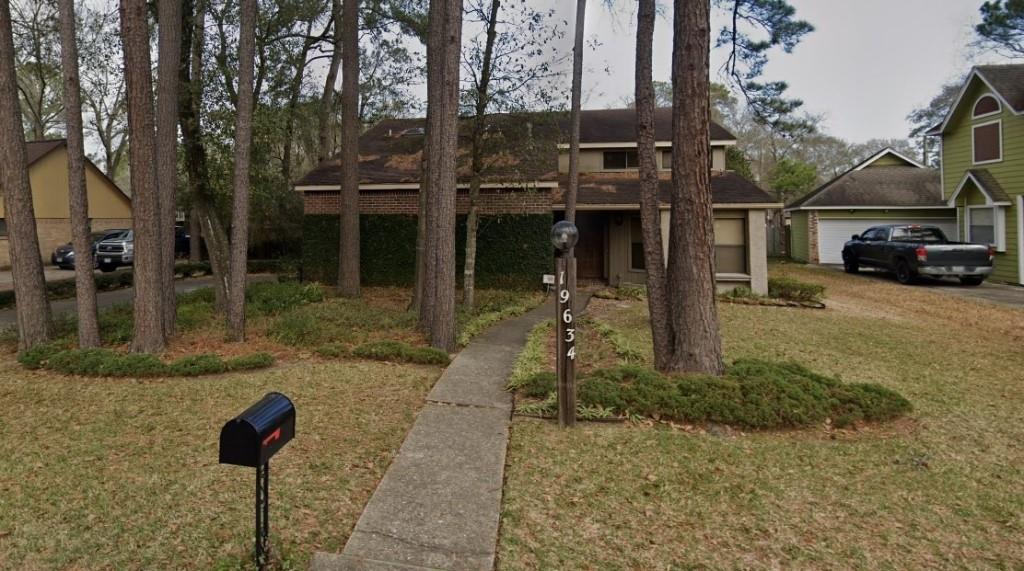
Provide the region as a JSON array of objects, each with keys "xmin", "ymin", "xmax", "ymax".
[{"xmin": 747, "ymin": 209, "xmax": 768, "ymax": 295}]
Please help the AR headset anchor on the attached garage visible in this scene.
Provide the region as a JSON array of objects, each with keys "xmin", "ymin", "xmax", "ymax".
[
  {"xmin": 816, "ymin": 216, "xmax": 958, "ymax": 264},
  {"xmin": 786, "ymin": 148, "xmax": 956, "ymax": 264}
]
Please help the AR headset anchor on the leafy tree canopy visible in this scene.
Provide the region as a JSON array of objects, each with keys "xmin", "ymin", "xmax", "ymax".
[
  {"xmin": 714, "ymin": 0, "xmax": 814, "ymax": 136},
  {"xmin": 768, "ymin": 157, "xmax": 817, "ymax": 202},
  {"xmin": 976, "ymin": 0, "xmax": 1024, "ymax": 57}
]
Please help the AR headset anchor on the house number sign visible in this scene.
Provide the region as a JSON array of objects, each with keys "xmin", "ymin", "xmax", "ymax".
[{"xmin": 555, "ymin": 256, "xmax": 577, "ymax": 427}]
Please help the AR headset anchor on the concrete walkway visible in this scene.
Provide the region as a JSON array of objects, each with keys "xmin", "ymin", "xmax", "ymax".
[
  {"xmin": 0, "ymin": 276, "xmax": 226, "ymax": 327},
  {"xmin": 311, "ymin": 301, "xmax": 553, "ymax": 571}
]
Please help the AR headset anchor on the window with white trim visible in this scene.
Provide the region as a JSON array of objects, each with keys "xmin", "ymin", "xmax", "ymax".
[
  {"xmin": 973, "ymin": 121, "xmax": 1002, "ymax": 164},
  {"xmin": 968, "ymin": 207, "xmax": 995, "ymax": 245},
  {"xmin": 973, "ymin": 94, "xmax": 1000, "ymax": 118},
  {"xmin": 714, "ymin": 218, "xmax": 747, "ymax": 274},
  {"xmin": 603, "ymin": 150, "xmax": 638, "ymax": 170}
]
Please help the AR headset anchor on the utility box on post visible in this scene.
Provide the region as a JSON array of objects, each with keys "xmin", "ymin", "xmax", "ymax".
[{"xmin": 219, "ymin": 392, "xmax": 296, "ymax": 570}]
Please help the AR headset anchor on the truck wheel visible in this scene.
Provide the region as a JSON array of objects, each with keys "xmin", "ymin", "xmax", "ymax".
[
  {"xmin": 959, "ymin": 276, "xmax": 984, "ymax": 286},
  {"xmin": 843, "ymin": 257, "xmax": 859, "ymax": 274},
  {"xmin": 895, "ymin": 260, "xmax": 915, "ymax": 285}
]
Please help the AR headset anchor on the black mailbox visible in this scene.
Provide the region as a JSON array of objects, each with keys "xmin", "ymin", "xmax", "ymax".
[{"xmin": 219, "ymin": 392, "xmax": 296, "ymax": 468}]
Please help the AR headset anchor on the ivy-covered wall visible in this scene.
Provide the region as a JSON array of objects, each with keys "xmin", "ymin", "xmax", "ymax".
[{"xmin": 302, "ymin": 213, "xmax": 553, "ymax": 289}]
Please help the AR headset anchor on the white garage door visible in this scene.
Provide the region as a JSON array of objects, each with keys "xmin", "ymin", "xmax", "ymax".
[{"xmin": 817, "ymin": 218, "xmax": 959, "ymax": 264}]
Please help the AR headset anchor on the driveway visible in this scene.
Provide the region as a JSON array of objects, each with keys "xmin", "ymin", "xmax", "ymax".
[
  {"xmin": 0, "ymin": 266, "xmax": 103, "ymax": 291},
  {"xmin": 0, "ymin": 276, "xmax": 225, "ymax": 327},
  {"xmin": 824, "ymin": 265, "xmax": 1024, "ymax": 308}
]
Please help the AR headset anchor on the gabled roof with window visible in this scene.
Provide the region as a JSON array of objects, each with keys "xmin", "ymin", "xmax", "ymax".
[
  {"xmin": 785, "ymin": 148, "xmax": 944, "ymax": 210},
  {"xmin": 947, "ymin": 168, "xmax": 1012, "ymax": 206},
  {"xmin": 927, "ymin": 64, "xmax": 1024, "ymax": 136}
]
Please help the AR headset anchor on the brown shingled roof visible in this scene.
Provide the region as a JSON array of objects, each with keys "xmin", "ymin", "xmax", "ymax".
[
  {"xmin": 788, "ymin": 166, "xmax": 943, "ymax": 209},
  {"xmin": 570, "ymin": 107, "xmax": 735, "ymax": 143},
  {"xmin": 552, "ymin": 171, "xmax": 775, "ymax": 206},
  {"xmin": 295, "ymin": 108, "xmax": 736, "ymax": 187},
  {"xmin": 25, "ymin": 139, "xmax": 66, "ymax": 165},
  {"xmin": 977, "ymin": 64, "xmax": 1024, "ymax": 113}
]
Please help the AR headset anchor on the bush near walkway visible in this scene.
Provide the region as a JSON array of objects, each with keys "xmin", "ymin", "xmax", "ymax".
[{"xmin": 499, "ymin": 264, "xmax": 1024, "ymax": 569}]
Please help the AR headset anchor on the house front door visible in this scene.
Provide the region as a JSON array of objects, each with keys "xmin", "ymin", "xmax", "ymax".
[{"xmin": 574, "ymin": 213, "xmax": 606, "ymax": 280}]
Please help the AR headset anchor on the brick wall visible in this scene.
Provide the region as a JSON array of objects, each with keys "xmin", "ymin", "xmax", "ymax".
[
  {"xmin": 303, "ymin": 188, "xmax": 553, "ymax": 216},
  {"xmin": 807, "ymin": 210, "xmax": 820, "ymax": 264}
]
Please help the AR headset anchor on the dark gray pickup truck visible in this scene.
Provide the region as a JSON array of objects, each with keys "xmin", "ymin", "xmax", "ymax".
[{"xmin": 842, "ymin": 224, "xmax": 993, "ymax": 286}]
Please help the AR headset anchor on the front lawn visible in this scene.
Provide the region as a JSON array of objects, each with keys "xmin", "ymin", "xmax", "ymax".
[
  {"xmin": 0, "ymin": 282, "xmax": 543, "ymax": 569},
  {"xmin": 499, "ymin": 264, "xmax": 1024, "ymax": 569}
]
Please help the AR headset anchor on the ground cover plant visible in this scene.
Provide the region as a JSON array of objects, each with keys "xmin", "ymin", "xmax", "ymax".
[
  {"xmin": 499, "ymin": 264, "xmax": 1024, "ymax": 569},
  {"xmin": 509, "ymin": 314, "xmax": 908, "ymax": 430}
]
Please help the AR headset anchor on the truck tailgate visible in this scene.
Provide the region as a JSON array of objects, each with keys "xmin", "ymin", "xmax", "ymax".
[{"xmin": 924, "ymin": 244, "xmax": 990, "ymax": 266}]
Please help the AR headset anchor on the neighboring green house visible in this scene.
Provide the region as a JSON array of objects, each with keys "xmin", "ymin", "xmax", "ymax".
[
  {"xmin": 785, "ymin": 148, "xmax": 955, "ymax": 264},
  {"xmin": 926, "ymin": 64, "xmax": 1024, "ymax": 285}
]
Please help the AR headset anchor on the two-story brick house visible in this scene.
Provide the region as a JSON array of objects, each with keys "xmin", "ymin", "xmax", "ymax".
[
  {"xmin": 928, "ymin": 64, "xmax": 1024, "ymax": 285},
  {"xmin": 295, "ymin": 107, "xmax": 779, "ymax": 293}
]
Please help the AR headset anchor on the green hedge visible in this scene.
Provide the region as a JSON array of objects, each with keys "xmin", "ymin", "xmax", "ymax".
[
  {"xmin": 302, "ymin": 213, "xmax": 552, "ymax": 289},
  {"xmin": 0, "ymin": 259, "xmax": 298, "ymax": 310}
]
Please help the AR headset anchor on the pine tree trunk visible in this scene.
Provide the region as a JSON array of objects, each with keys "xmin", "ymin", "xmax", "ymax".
[
  {"xmin": 0, "ymin": 2, "xmax": 52, "ymax": 351},
  {"xmin": 317, "ymin": 0, "xmax": 342, "ymax": 163},
  {"xmin": 462, "ymin": 0, "xmax": 499, "ymax": 309},
  {"xmin": 225, "ymin": 0, "xmax": 257, "ymax": 341},
  {"xmin": 179, "ymin": 0, "xmax": 228, "ymax": 309},
  {"xmin": 120, "ymin": 0, "xmax": 166, "ymax": 353},
  {"xmin": 635, "ymin": 0, "xmax": 674, "ymax": 372},
  {"xmin": 564, "ymin": 0, "xmax": 586, "ymax": 224},
  {"xmin": 423, "ymin": 0, "xmax": 462, "ymax": 352},
  {"xmin": 667, "ymin": 0, "xmax": 723, "ymax": 375},
  {"xmin": 417, "ymin": 2, "xmax": 441, "ymax": 330},
  {"xmin": 156, "ymin": 0, "xmax": 183, "ymax": 338},
  {"xmin": 337, "ymin": 0, "xmax": 360, "ymax": 297},
  {"xmin": 57, "ymin": 0, "xmax": 100, "ymax": 348}
]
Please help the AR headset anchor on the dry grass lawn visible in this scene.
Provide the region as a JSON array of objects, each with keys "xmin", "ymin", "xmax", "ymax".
[
  {"xmin": 0, "ymin": 359, "xmax": 439, "ymax": 570},
  {"xmin": 0, "ymin": 284, "xmax": 543, "ymax": 569},
  {"xmin": 499, "ymin": 264, "xmax": 1024, "ymax": 570}
]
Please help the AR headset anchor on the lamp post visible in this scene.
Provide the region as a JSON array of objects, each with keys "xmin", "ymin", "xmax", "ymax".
[{"xmin": 550, "ymin": 220, "xmax": 579, "ymax": 428}]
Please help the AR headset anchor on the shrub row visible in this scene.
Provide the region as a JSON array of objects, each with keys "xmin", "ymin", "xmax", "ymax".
[
  {"xmin": 351, "ymin": 340, "xmax": 451, "ymax": 365},
  {"xmin": 312, "ymin": 340, "xmax": 450, "ymax": 365},
  {"xmin": 19, "ymin": 344, "xmax": 274, "ymax": 377},
  {"xmin": 301, "ymin": 213, "xmax": 552, "ymax": 289},
  {"xmin": 767, "ymin": 277, "xmax": 825, "ymax": 302},
  {"xmin": 514, "ymin": 359, "xmax": 911, "ymax": 429}
]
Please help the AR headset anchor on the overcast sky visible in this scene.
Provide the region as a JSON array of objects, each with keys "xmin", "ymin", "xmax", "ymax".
[{"xmin": 549, "ymin": 0, "xmax": 1017, "ymax": 143}]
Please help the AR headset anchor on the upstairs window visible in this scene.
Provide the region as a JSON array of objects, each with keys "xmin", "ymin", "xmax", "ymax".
[
  {"xmin": 603, "ymin": 150, "xmax": 638, "ymax": 169},
  {"xmin": 972, "ymin": 94, "xmax": 1000, "ymax": 118},
  {"xmin": 973, "ymin": 121, "xmax": 1002, "ymax": 164},
  {"xmin": 661, "ymin": 150, "xmax": 672, "ymax": 169}
]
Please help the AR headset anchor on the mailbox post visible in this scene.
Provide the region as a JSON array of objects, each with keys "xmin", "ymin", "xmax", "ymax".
[
  {"xmin": 219, "ymin": 392, "xmax": 296, "ymax": 570},
  {"xmin": 551, "ymin": 221, "xmax": 579, "ymax": 428}
]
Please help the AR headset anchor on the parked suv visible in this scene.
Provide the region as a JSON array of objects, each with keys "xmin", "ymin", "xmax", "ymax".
[
  {"xmin": 51, "ymin": 229, "xmax": 128, "ymax": 270},
  {"xmin": 95, "ymin": 230, "xmax": 134, "ymax": 272}
]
